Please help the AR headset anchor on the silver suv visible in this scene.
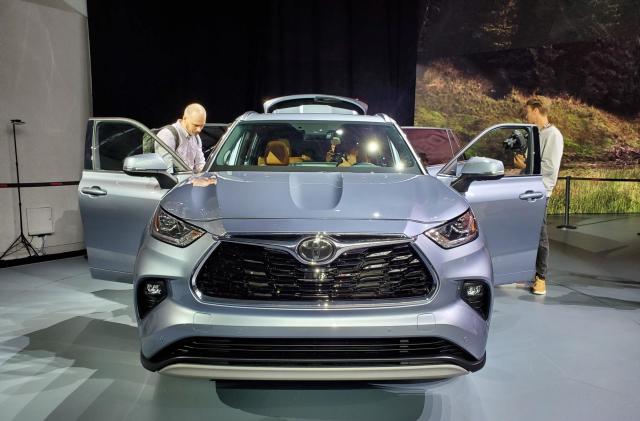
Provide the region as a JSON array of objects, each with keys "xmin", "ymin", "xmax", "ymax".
[{"xmin": 79, "ymin": 94, "xmax": 546, "ymax": 380}]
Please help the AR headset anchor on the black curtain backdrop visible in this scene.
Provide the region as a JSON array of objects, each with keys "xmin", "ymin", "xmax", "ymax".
[{"xmin": 87, "ymin": 0, "xmax": 423, "ymax": 127}]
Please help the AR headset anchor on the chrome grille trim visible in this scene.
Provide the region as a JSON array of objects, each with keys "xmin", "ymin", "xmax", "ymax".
[{"xmin": 218, "ymin": 234, "xmax": 414, "ymax": 266}]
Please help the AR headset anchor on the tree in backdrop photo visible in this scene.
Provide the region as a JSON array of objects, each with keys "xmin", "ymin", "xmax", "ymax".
[{"xmin": 415, "ymin": 0, "xmax": 640, "ymax": 214}]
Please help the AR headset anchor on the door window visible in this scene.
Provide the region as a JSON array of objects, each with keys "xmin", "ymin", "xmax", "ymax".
[
  {"xmin": 94, "ymin": 121, "xmax": 188, "ymax": 173},
  {"xmin": 443, "ymin": 126, "xmax": 539, "ymax": 177}
]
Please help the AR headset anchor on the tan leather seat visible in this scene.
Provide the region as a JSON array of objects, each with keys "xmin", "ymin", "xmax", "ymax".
[{"xmin": 263, "ymin": 139, "xmax": 290, "ymax": 166}]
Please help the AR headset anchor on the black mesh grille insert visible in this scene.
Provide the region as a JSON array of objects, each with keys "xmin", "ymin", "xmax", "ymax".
[
  {"xmin": 195, "ymin": 241, "xmax": 435, "ymax": 300},
  {"xmin": 150, "ymin": 337, "xmax": 475, "ymax": 367}
]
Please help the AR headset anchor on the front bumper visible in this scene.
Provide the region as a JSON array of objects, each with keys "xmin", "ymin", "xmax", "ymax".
[
  {"xmin": 150, "ymin": 360, "xmax": 484, "ymax": 381},
  {"xmin": 133, "ymin": 226, "xmax": 493, "ymax": 380}
]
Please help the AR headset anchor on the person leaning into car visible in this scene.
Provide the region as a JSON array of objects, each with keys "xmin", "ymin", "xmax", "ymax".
[
  {"xmin": 515, "ymin": 97, "xmax": 564, "ymax": 295},
  {"xmin": 156, "ymin": 103, "xmax": 207, "ymax": 173}
]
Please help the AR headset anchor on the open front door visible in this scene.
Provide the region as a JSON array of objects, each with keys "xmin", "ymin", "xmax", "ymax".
[
  {"xmin": 438, "ymin": 124, "xmax": 546, "ymax": 285},
  {"xmin": 78, "ymin": 118, "xmax": 192, "ymax": 282}
]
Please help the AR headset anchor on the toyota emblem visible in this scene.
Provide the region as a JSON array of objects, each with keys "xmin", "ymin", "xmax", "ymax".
[{"xmin": 297, "ymin": 236, "xmax": 335, "ymax": 264}]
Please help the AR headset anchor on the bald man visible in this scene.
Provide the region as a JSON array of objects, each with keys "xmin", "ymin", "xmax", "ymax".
[{"xmin": 156, "ymin": 103, "xmax": 207, "ymax": 172}]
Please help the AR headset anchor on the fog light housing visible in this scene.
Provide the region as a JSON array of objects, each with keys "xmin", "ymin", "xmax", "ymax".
[
  {"xmin": 137, "ymin": 279, "xmax": 168, "ymax": 319},
  {"xmin": 461, "ymin": 280, "xmax": 490, "ymax": 320}
]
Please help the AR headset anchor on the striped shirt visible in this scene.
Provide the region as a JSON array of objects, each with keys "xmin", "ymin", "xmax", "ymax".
[{"xmin": 156, "ymin": 121, "xmax": 206, "ymax": 172}]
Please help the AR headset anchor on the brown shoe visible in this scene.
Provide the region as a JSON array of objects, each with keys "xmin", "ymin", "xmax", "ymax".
[{"xmin": 531, "ymin": 276, "xmax": 546, "ymax": 295}]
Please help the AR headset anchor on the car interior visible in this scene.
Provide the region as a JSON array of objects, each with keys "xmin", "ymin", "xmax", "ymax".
[{"xmin": 218, "ymin": 122, "xmax": 415, "ymax": 170}]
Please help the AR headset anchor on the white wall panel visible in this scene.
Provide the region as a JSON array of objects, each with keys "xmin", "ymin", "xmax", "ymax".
[{"xmin": 0, "ymin": 0, "xmax": 90, "ymax": 259}]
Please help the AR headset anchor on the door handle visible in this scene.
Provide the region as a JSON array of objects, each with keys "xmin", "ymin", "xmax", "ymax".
[
  {"xmin": 81, "ymin": 186, "xmax": 107, "ymax": 196},
  {"xmin": 519, "ymin": 190, "xmax": 544, "ymax": 202}
]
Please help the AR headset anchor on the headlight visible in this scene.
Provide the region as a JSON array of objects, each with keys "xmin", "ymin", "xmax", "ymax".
[
  {"xmin": 151, "ymin": 207, "xmax": 205, "ymax": 247},
  {"xmin": 424, "ymin": 209, "xmax": 478, "ymax": 249}
]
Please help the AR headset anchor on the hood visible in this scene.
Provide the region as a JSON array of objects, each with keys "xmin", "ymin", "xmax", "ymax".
[{"xmin": 161, "ymin": 171, "xmax": 468, "ymax": 224}]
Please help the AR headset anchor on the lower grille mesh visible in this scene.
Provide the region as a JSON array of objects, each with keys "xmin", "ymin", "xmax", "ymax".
[{"xmin": 150, "ymin": 337, "xmax": 475, "ymax": 367}]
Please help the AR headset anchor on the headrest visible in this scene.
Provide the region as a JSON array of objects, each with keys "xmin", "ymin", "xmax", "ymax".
[{"xmin": 264, "ymin": 139, "xmax": 290, "ymax": 165}]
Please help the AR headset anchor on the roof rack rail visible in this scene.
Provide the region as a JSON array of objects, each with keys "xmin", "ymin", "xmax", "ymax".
[
  {"xmin": 375, "ymin": 113, "xmax": 393, "ymax": 122},
  {"xmin": 238, "ymin": 111, "xmax": 257, "ymax": 120}
]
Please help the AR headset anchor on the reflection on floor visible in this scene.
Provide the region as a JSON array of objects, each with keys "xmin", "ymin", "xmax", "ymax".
[{"xmin": 0, "ymin": 215, "xmax": 638, "ymax": 421}]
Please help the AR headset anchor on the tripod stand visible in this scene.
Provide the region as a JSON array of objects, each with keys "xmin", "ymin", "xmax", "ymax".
[{"xmin": 1, "ymin": 119, "xmax": 39, "ymax": 260}]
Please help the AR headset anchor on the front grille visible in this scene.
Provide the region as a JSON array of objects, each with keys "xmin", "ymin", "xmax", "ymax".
[
  {"xmin": 194, "ymin": 241, "xmax": 435, "ymax": 300},
  {"xmin": 149, "ymin": 337, "xmax": 475, "ymax": 368}
]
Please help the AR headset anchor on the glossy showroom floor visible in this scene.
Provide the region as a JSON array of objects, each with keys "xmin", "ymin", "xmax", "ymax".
[{"xmin": 1, "ymin": 215, "xmax": 639, "ymax": 421}]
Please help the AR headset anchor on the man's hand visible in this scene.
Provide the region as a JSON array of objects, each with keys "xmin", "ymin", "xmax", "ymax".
[
  {"xmin": 188, "ymin": 175, "xmax": 217, "ymax": 187},
  {"xmin": 513, "ymin": 153, "xmax": 526, "ymax": 169}
]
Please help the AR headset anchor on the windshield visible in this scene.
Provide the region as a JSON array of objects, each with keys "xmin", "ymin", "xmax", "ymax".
[{"xmin": 208, "ymin": 121, "xmax": 421, "ymax": 174}]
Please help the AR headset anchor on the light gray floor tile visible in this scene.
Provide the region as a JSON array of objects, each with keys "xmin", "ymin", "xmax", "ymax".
[{"xmin": 0, "ymin": 216, "xmax": 638, "ymax": 421}]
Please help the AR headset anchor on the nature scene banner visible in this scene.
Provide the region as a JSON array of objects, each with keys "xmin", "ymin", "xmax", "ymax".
[{"xmin": 415, "ymin": 0, "xmax": 640, "ymax": 213}]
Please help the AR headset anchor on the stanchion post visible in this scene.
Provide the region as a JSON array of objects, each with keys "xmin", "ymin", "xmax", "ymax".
[{"xmin": 557, "ymin": 175, "xmax": 577, "ymax": 229}]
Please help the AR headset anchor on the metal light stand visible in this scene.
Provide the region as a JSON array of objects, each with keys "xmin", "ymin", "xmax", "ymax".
[{"xmin": 0, "ymin": 119, "xmax": 39, "ymax": 260}]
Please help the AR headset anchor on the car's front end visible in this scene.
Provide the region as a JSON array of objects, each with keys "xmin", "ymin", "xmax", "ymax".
[{"xmin": 132, "ymin": 113, "xmax": 494, "ymax": 381}]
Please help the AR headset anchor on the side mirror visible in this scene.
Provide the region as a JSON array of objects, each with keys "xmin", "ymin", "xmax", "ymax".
[
  {"xmin": 123, "ymin": 153, "xmax": 178, "ymax": 189},
  {"xmin": 451, "ymin": 157, "xmax": 504, "ymax": 193}
]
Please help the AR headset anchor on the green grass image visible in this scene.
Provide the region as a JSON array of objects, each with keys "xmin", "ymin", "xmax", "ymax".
[
  {"xmin": 548, "ymin": 167, "xmax": 640, "ymax": 214},
  {"xmin": 414, "ymin": 59, "xmax": 640, "ymax": 214}
]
